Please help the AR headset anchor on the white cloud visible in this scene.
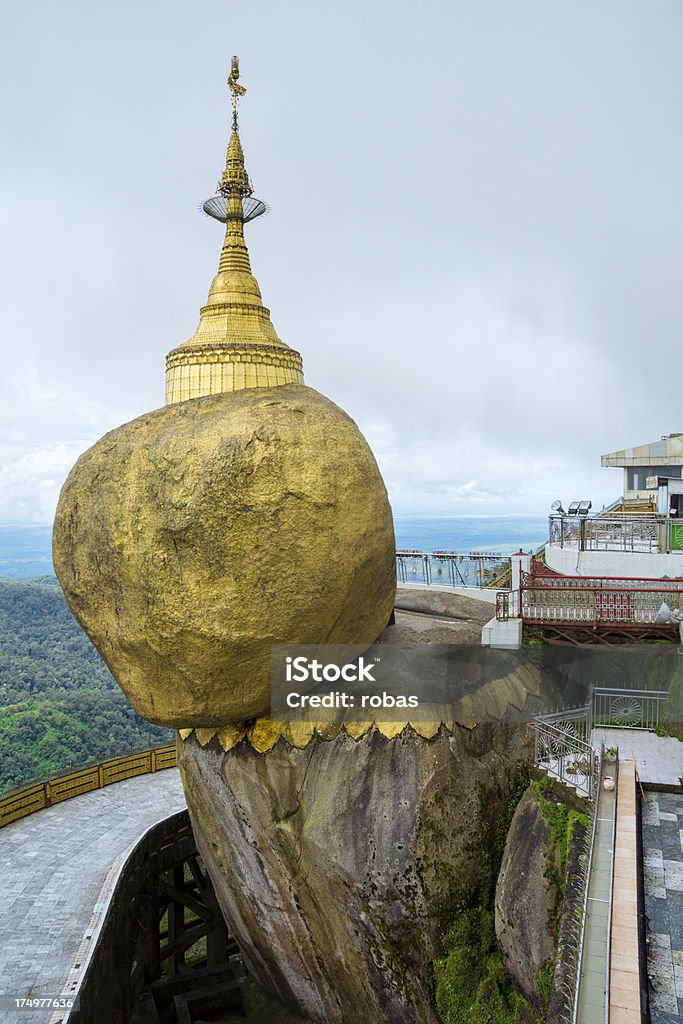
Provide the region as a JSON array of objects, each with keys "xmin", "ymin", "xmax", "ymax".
[
  {"xmin": 0, "ymin": 442, "xmax": 91, "ymax": 524},
  {"xmin": 0, "ymin": 1, "xmax": 681, "ymax": 524}
]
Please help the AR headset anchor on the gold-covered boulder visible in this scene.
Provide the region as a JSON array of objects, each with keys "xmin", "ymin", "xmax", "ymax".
[{"xmin": 53, "ymin": 384, "xmax": 396, "ymax": 727}]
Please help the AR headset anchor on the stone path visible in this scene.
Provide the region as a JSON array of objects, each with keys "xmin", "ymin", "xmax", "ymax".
[
  {"xmin": 643, "ymin": 792, "xmax": 683, "ymax": 1023},
  {"xmin": 0, "ymin": 770, "xmax": 186, "ymax": 1023},
  {"xmin": 609, "ymin": 760, "xmax": 640, "ymax": 1024},
  {"xmin": 575, "ymin": 771, "xmax": 616, "ymax": 1023}
]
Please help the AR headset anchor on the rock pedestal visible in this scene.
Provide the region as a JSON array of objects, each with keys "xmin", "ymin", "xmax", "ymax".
[{"xmin": 178, "ymin": 722, "xmax": 532, "ymax": 1024}]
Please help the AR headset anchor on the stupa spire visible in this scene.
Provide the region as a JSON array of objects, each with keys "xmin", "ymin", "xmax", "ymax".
[{"xmin": 165, "ymin": 57, "xmax": 303, "ymax": 405}]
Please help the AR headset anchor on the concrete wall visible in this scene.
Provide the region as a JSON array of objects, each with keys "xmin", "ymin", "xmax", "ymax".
[
  {"xmin": 544, "ymin": 543, "xmax": 683, "ymax": 579},
  {"xmin": 396, "ymin": 582, "xmax": 498, "ymax": 605},
  {"xmin": 481, "ymin": 617, "xmax": 522, "ymax": 649}
]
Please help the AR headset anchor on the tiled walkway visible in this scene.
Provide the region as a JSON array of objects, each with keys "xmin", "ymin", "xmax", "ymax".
[
  {"xmin": 0, "ymin": 770, "xmax": 186, "ymax": 1023},
  {"xmin": 643, "ymin": 792, "xmax": 683, "ymax": 1023},
  {"xmin": 609, "ymin": 760, "xmax": 640, "ymax": 1024}
]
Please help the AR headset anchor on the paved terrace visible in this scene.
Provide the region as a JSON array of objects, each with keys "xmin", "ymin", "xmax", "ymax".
[
  {"xmin": 591, "ymin": 729, "xmax": 683, "ymax": 1023},
  {"xmin": 643, "ymin": 792, "xmax": 683, "ymax": 1023},
  {"xmin": 0, "ymin": 770, "xmax": 186, "ymax": 1024},
  {"xmin": 592, "ymin": 728, "xmax": 683, "ymax": 789}
]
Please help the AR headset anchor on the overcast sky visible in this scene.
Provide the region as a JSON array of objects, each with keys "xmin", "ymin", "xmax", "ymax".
[{"xmin": 1, "ymin": 0, "xmax": 682, "ymax": 524}]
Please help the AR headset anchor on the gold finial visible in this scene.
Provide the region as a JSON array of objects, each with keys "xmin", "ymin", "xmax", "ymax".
[
  {"xmin": 219, "ymin": 57, "xmax": 252, "ymax": 198},
  {"xmin": 228, "ymin": 55, "xmax": 246, "ymax": 132},
  {"xmin": 164, "ymin": 58, "xmax": 304, "ymax": 404}
]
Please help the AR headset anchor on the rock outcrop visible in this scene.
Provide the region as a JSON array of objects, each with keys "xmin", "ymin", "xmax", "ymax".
[
  {"xmin": 394, "ymin": 586, "xmax": 495, "ymax": 625},
  {"xmin": 179, "ymin": 722, "xmax": 533, "ymax": 1024},
  {"xmin": 495, "ymin": 785, "xmax": 561, "ymax": 1006}
]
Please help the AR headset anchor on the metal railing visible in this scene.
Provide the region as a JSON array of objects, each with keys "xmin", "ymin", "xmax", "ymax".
[
  {"xmin": 495, "ymin": 589, "xmax": 519, "ymax": 620},
  {"xmin": 548, "ymin": 514, "xmax": 683, "ymax": 554},
  {"xmin": 0, "ymin": 744, "xmax": 177, "ymax": 829},
  {"xmin": 496, "ymin": 566, "xmax": 683, "ymax": 626},
  {"xmin": 521, "ymin": 584, "xmax": 683, "ymax": 625},
  {"xmin": 524, "ymin": 568, "xmax": 683, "ymax": 590},
  {"xmin": 571, "ymin": 747, "xmax": 614, "ymax": 1024},
  {"xmin": 533, "ymin": 684, "xmax": 661, "ymax": 1021},
  {"xmin": 533, "ymin": 686, "xmax": 666, "ymax": 757},
  {"xmin": 592, "ymin": 687, "xmax": 666, "ymax": 730},
  {"xmin": 396, "ymin": 550, "xmax": 511, "ymax": 589},
  {"xmin": 535, "ymin": 704, "xmax": 593, "ymax": 743},
  {"xmin": 533, "ymin": 717, "xmax": 598, "ymax": 801}
]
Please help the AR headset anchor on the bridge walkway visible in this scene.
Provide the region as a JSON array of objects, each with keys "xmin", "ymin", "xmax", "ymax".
[
  {"xmin": 575, "ymin": 758, "xmax": 641, "ymax": 1023},
  {"xmin": 0, "ymin": 769, "xmax": 186, "ymax": 1024}
]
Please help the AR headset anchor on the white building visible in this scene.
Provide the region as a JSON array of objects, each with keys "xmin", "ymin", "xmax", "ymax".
[
  {"xmin": 483, "ymin": 433, "xmax": 683, "ymax": 647},
  {"xmin": 601, "ymin": 433, "xmax": 683, "ymax": 505}
]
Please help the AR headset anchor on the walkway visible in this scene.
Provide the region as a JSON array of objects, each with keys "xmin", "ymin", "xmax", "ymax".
[
  {"xmin": 0, "ymin": 769, "xmax": 186, "ymax": 1024},
  {"xmin": 576, "ymin": 770, "xmax": 616, "ymax": 1023},
  {"xmin": 643, "ymin": 791, "xmax": 683, "ymax": 1023},
  {"xmin": 609, "ymin": 760, "xmax": 640, "ymax": 1024}
]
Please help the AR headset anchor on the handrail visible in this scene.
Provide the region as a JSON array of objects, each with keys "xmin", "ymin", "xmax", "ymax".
[
  {"xmin": 535, "ymin": 719, "xmax": 594, "ymax": 752},
  {"xmin": 0, "ymin": 743, "xmax": 177, "ymax": 830},
  {"xmin": 572, "ymin": 746, "xmax": 606, "ymax": 1024},
  {"xmin": 604, "ymin": 749, "xmax": 618, "ymax": 1024},
  {"xmin": 534, "ymin": 705, "xmax": 590, "ymax": 725},
  {"xmin": 524, "ymin": 583, "xmax": 683, "ymax": 594}
]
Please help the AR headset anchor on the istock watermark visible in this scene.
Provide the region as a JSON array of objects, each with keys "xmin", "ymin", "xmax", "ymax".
[
  {"xmin": 285, "ymin": 655, "xmax": 379, "ymax": 684},
  {"xmin": 270, "ymin": 643, "xmax": 683, "ymax": 725}
]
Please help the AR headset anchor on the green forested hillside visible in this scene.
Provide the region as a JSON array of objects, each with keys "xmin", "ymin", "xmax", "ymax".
[{"xmin": 0, "ymin": 576, "xmax": 173, "ymax": 793}]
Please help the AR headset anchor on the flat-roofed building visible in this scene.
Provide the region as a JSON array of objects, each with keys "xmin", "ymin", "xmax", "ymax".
[{"xmin": 601, "ymin": 433, "xmax": 683, "ymax": 503}]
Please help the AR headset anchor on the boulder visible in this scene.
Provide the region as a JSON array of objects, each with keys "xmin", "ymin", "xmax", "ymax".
[
  {"xmin": 495, "ymin": 785, "xmax": 561, "ymax": 1005},
  {"xmin": 52, "ymin": 385, "xmax": 395, "ymax": 727}
]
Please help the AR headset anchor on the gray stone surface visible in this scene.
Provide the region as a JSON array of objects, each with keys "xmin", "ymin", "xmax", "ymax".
[
  {"xmin": 0, "ymin": 770, "xmax": 185, "ymax": 1024},
  {"xmin": 592, "ymin": 729, "xmax": 683, "ymax": 788},
  {"xmin": 379, "ymin": 608, "xmax": 487, "ymax": 645},
  {"xmin": 394, "ymin": 586, "xmax": 495, "ymax": 624},
  {"xmin": 495, "ymin": 785, "xmax": 560, "ymax": 1007},
  {"xmin": 643, "ymin": 792, "xmax": 683, "ymax": 1023}
]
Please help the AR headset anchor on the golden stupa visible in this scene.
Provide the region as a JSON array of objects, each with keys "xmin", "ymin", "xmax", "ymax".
[
  {"xmin": 53, "ymin": 59, "xmax": 396, "ymax": 727},
  {"xmin": 165, "ymin": 58, "xmax": 303, "ymax": 403}
]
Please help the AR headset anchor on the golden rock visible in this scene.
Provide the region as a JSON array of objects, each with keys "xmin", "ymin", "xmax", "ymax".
[{"xmin": 53, "ymin": 384, "xmax": 396, "ymax": 727}]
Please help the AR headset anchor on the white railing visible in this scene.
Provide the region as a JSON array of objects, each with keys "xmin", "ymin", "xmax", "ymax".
[
  {"xmin": 521, "ymin": 585, "xmax": 683, "ymax": 625},
  {"xmin": 549, "ymin": 514, "xmax": 683, "ymax": 554},
  {"xmin": 592, "ymin": 687, "xmax": 666, "ymax": 730},
  {"xmin": 533, "ymin": 718, "xmax": 598, "ymax": 800}
]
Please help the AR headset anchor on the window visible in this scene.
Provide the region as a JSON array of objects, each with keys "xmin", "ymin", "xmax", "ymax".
[{"xmin": 627, "ymin": 465, "xmax": 682, "ymax": 490}]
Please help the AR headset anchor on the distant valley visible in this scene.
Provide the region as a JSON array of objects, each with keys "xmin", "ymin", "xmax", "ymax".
[{"xmin": 0, "ymin": 576, "xmax": 173, "ymax": 794}]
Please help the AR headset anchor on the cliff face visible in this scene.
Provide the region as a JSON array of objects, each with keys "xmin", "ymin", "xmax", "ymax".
[{"xmin": 178, "ymin": 722, "xmax": 532, "ymax": 1024}]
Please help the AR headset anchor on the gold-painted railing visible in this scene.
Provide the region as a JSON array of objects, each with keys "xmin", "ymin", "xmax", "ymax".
[{"xmin": 0, "ymin": 743, "xmax": 177, "ymax": 829}]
